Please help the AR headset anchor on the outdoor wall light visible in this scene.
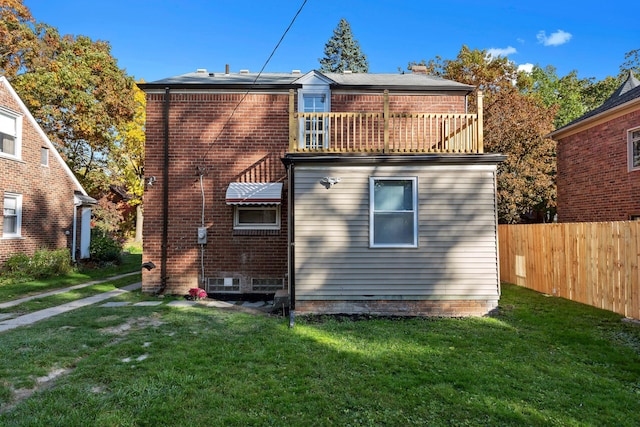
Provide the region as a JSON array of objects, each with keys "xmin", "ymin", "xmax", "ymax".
[
  {"xmin": 320, "ymin": 177, "xmax": 341, "ymax": 189},
  {"xmin": 146, "ymin": 176, "xmax": 157, "ymax": 187}
]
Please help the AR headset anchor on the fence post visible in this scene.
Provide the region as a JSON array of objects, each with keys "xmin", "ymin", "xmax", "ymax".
[
  {"xmin": 383, "ymin": 90, "xmax": 389, "ymax": 153},
  {"xmin": 289, "ymin": 89, "xmax": 296, "ymax": 152},
  {"xmin": 477, "ymin": 90, "xmax": 484, "ymax": 153}
]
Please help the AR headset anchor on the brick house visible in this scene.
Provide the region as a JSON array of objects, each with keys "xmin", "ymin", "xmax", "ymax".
[
  {"xmin": 139, "ymin": 68, "xmax": 505, "ymax": 316},
  {"xmin": 0, "ymin": 76, "xmax": 95, "ymax": 266},
  {"xmin": 550, "ymin": 72, "xmax": 640, "ymax": 222}
]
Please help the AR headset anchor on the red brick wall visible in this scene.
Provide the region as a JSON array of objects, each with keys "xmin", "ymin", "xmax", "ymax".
[
  {"xmin": 142, "ymin": 91, "xmax": 290, "ymax": 294},
  {"xmin": 142, "ymin": 89, "xmax": 470, "ymax": 295},
  {"xmin": 556, "ymin": 109, "xmax": 640, "ymax": 222},
  {"xmin": 0, "ymin": 81, "xmax": 79, "ymax": 266}
]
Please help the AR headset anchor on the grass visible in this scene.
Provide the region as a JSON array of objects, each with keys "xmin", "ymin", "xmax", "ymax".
[
  {"xmin": 0, "ymin": 282, "xmax": 639, "ymax": 426},
  {"xmin": 0, "ymin": 251, "xmax": 142, "ymax": 302}
]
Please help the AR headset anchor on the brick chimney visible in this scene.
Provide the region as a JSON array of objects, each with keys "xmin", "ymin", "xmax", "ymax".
[{"xmin": 411, "ymin": 65, "xmax": 428, "ymax": 74}]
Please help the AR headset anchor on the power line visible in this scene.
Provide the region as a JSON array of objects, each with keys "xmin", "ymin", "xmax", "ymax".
[{"xmin": 200, "ymin": 0, "xmax": 308, "ymax": 163}]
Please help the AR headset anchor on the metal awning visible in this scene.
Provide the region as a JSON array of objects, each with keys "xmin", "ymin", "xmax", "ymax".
[{"xmin": 225, "ymin": 182, "xmax": 283, "ymax": 205}]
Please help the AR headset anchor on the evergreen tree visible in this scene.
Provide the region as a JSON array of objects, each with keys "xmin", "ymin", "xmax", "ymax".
[{"xmin": 319, "ymin": 18, "xmax": 368, "ymax": 73}]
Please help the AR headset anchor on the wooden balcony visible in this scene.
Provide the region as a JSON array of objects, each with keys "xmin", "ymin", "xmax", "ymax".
[{"xmin": 288, "ymin": 90, "xmax": 483, "ymax": 154}]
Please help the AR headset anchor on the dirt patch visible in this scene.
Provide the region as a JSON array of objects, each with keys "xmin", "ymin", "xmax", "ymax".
[
  {"xmin": 1, "ymin": 367, "xmax": 72, "ymax": 414},
  {"xmin": 99, "ymin": 315, "xmax": 164, "ymax": 336}
]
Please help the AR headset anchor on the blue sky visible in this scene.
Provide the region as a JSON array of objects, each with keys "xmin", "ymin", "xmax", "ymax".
[{"xmin": 24, "ymin": 0, "xmax": 638, "ymax": 83}]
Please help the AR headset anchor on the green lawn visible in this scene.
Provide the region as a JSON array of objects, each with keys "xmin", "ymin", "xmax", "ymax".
[
  {"xmin": 0, "ymin": 252, "xmax": 142, "ymax": 302},
  {"xmin": 0, "ymin": 282, "xmax": 639, "ymax": 426}
]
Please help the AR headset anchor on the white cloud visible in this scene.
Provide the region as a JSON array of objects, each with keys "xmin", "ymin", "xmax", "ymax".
[
  {"xmin": 537, "ymin": 30, "xmax": 572, "ymax": 46},
  {"xmin": 487, "ymin": 46, "xmax": 517, "ymax": 58},
  {"xmin": 518, "ymin": 63, "xmax": 534, "ymax": 73}
]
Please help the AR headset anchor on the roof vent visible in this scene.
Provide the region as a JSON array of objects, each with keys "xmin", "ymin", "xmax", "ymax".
[
  {"xmin": 239, "ymin": 69, "xmax": 250, "ymax": 74},
  {"xmin": 292, "ymin": 70, "xmax": 301, "ymax": 74},
  {"xmin": 343, "ymin": 70, "xmax": 352, "ymax": 74},
  {"xmin": 196, "ymin": 68, "xmax": 208, "ymax": 74}
]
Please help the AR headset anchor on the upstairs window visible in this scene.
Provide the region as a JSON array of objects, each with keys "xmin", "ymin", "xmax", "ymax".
[
  {"xmin": 41, "ymin": 147, "xmax": 49, "ymax": 166},
  {"xmin": 629, "ymin": 127, "xmax": 640, "ymax": 171},
  {"xmin": 302, "ymin": 94, "xmax": 328, "ymax": 149},
  {"xmin": 0, "ymin": 109, "xmax": 21, "ymax": 160},
  {"xmin": 370, "ymin": 177, "xmax": 418, "ymax": 248},
  {"xmin": 3, "ymin": 193, "xmax": 22, "ymax": 238}
]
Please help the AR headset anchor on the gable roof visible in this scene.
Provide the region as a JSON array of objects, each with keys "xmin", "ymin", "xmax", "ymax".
[
  {"xmin": 550, "ymin": 72, "xmax": 640, "ymax": 139},
  {"xmin": 0, "ymin": 76, "xmax": 89, "ymax": 196},
  {"xmin": 138, "ymin": 69, "xmax": 475, "ymax": 93}
]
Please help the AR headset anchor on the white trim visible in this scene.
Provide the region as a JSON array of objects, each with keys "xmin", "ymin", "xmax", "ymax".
[
  {"xmin": 0, "ymin": 108, "xmax": 22, "ymax": 160},
  {"xmin": 3, "ymin": 192, "xmax": 22, "ymax": 238},
  {"xmin": 369, "ymin": 176, "xmax": 418, "ymax": 248},
  {"xmin": 628, "ymin": 126, "xmax": 640, "ymax": 172},
  {"xmin": 0, "ymin": 77, "xmax": 88, "ymax": 196},
  {"xmin": 233, "ymin": 205, "xmax": 281, "ymax": 230}
]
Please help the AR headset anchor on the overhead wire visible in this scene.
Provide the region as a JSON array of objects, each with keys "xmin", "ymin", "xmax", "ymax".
[{"xmin": 199, "ymin": 0, "xmax": 308, "ymax": 163}]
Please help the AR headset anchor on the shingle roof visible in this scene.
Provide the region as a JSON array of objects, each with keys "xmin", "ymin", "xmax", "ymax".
[
  {"xmin": 553, "ymin": 71, "xmax": 640, "ymax": 133},
  {"xmin": 139, "ymin": 69, "xmax": 475, "ymax": 93}
]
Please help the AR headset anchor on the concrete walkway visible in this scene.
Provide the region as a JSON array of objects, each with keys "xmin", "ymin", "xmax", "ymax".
[
  {"xmin": 0, "ymin": 272, "xmax": 140, "ymax": 309},
  {"xmin": 0, "ymin": 282, "xmax": 141, "ymax": 333}
]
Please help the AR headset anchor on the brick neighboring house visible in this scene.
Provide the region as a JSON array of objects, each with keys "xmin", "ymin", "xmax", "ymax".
[
  {"xmin": 139, "ymin": 68, "xmax": 505, "ymax": 317},
  {"xmin": 0, "ymin": 76, "xmax": 95, "ymax": 266},
  {"xmin": 550, "ymin": 72, "xmax": 640, "ymax": 222}
]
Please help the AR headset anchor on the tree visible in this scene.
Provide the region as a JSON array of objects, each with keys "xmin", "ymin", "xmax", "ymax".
[
  {"xmin": 484, "ymin": 90, "xmax": 557, "ymax": 223},
  {"xmin": 11, "ymin": 24, "xmax": 136, "ymax": 195},
  {"xmin": 0, "ymin": 0, "xmax": 36, "ymax": 78},
  {"xmin": 319, "ymin": 18, "xmax": 368, "ymax": 73},
  {"xmin": 410, "ymin": 46, "xmax": 557, "ymax": 223},
  {"xmin": 112, "ymin": 82, "xmax": 146, "ymax": 241}
]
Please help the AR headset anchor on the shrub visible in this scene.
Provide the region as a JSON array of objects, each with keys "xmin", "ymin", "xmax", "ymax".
[
  {"xmin": 30, "ymin": 248, "xmax": 73, "ymax": 278},
  {"xmin": 2, "ymin": 249, "xmax": 72, "ymax": 280},
  {"xmin": 90, "ymin": 228, "xmax": 123, "ymax": 264}
]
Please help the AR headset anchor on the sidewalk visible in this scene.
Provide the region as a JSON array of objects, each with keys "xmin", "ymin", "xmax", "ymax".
[
  {"xmin": 0, "ymin": 273, "xmax": 278, "ymax": 333},
  {"xmin": 0, "ymin": 280, "xmax": 141, "ymax": 333}
]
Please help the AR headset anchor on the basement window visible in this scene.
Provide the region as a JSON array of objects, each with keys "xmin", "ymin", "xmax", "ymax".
[{"xmin": 234, "ymin": 206, "xmax": 280, "ymax": 230}]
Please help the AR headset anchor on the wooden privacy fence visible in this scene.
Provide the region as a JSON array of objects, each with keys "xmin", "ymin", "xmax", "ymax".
[{"xmin": 499, "ymin": 222, "xmax": 640, "ymax": 320}]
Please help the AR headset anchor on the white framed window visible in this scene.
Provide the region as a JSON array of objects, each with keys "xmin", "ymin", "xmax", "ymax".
[
  {"xmin": 3, "ymin": 193, "xmax": 22, "ymax": 238},
  {"xmin": 628, "ymin": 127, "xmax": 640, "ymax": 171},
  {"xmin": 233, "ymin": 206, "xmax": 280, "ymax": 230},
  {"xmin": 41, "ymin": 147, "xmax": 49, "ymax": 166},
  {"xmin": 298, "ymin": 88, "xmax": 330, "ymax": 149},
  {"xmin": 370, "ymin": 177, "xmax": 418, "ymax": 248},
  {"xmin": 0, "ymin": 108, "xmax": 22, "ymax": 160}
]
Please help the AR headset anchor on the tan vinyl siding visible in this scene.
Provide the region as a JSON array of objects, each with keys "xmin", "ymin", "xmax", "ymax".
[{"xmin": 293, "ymin": 164, "xmax": 500, "ymax": 300}]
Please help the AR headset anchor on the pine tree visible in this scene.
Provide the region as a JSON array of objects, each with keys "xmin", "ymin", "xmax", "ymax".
[{"xmin": 319, "ymin": 18, "xmax": 369, "ymax": 73}]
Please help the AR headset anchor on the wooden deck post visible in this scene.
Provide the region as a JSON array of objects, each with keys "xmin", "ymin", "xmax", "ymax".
[
  {"xmin": 477, "ymin": 90, "xmax": 484, "ymax": 153},
  {"xmin": 383, "ymin": 90, "xmax": 389, "ymax": 152},
  {"xmin": 289, "ymin": 89, "xmax": 296, "ymax": 152}
]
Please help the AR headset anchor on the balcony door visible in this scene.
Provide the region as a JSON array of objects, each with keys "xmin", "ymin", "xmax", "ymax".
[{"xmin": 302, "ymin": 94, "xmax": 328, "ymax": 149}]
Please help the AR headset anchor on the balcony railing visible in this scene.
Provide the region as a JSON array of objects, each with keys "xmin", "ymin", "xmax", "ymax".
[{"xmin": 288, "ymin": 90, "xmax": 483, "ymax": 154}]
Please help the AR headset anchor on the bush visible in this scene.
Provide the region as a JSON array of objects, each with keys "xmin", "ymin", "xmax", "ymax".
[
  {"xmin": 90, "ymin": 228, "xmax": 123, "ymax": 264},
  {"xmin": 2, "ymin": 248, "xmax": 72, "ymax": 279}
]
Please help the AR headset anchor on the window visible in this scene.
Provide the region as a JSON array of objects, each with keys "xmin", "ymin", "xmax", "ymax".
[
  {"xmin": 370, "ymin": 177, "xmax": 418, "ymax": 248},
  {"xmin": 0, "ymin": 109, "xmax": 21, "ymax": 160},
  {"xmin": 234, "ymin": 206, "xmax": 280, "ymax": 230},
  {"xmin": 629, "ymin": 127, "xmax": 640, "ymax": 171},
  {"xmin": 41, "ymin": 147, "xmax": 49, "ymax": 166},
  {"xmin": 3, "ymin": 193, "xmax": 22, "ymax": 238}
]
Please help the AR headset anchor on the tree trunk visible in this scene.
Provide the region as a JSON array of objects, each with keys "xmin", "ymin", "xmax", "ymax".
[{"xmin": 135, "ymin": 204, "xmax": 143, "ymax": 242}]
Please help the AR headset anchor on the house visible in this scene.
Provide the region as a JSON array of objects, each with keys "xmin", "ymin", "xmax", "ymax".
[
  {"xmin": 0, "ymin": 76, "xmax": 95, "ymax": 266},
  {"xmin": 138, "ymin": 68, "xmax": 505, "ymax": 317},
  {"xmin": 550, "ymin": 72, "xmax": 640, "ymax": 222}
]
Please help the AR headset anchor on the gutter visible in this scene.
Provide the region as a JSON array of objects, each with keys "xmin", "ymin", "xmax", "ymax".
[{"xmin": 159, "ymin": 87, "xmax": 170, "ymax": 294}]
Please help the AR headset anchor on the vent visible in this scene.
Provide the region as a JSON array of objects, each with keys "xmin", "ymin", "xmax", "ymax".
[
  {"xmin": 252, "ymin": 278, "xmax": 284, "ymax": 292},
  {"xmin": 207, "ymin": 278, "xmax": 240, "ymax": 293},
  {"xmin": 196, "ymin": 68, "xmax": 208, "ymax": 74},
  {"xmin": 239, "ymin": 69, "xmax": 250, "ymax": 74}
]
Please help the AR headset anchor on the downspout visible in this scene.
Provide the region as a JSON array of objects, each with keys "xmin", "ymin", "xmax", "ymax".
[
  {"xmin": 71, "ymin": 200, "xmax": 78, "ymax": 262},
  {"xmin": 287, "ymin": 161, "xmax": 296, "ymax": 328},
  {"xmin": 159, "ymin": 87, "xmax": 170, "ymax": 294}
]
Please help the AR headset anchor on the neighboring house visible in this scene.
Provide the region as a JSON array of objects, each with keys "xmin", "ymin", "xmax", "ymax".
[
  {"xmin": 0, "ymin": 76, "xmax": 95, "ymax": 266},
  {"xmin": 550, "ymin": 72, "xmax": 640, "ymax": 222},
  {"xmin": 139, "ymin": 68, "xmax": 505, "ymax": 317}
]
